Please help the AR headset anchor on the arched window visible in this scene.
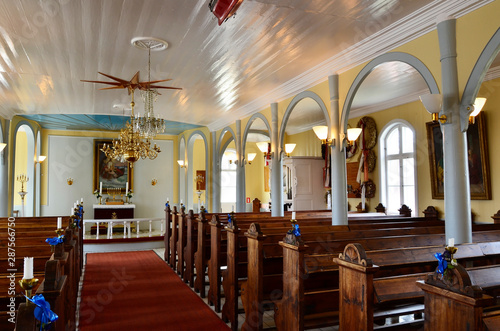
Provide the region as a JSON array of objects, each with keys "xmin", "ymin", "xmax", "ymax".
[
  {"xmin": 379, "ymin": 120, "xmax": 417, "ymax": 215},
  {"xmin": 220, "ymin": 148, "xmax": 237, "ymax": 211}
]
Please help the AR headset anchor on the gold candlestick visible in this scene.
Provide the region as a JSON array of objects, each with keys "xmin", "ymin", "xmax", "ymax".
[{"xmin": 19, "ymin": 278, "xmax": 39, "ymax": 305}]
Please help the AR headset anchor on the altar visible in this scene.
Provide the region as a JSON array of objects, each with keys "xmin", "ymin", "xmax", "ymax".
[
  {"xmin": 92, "ymin": 204, "xmax": 136, "ymax": 235},
  {"xmin": 93, "ymin": 204, "xmax": 135, "ymax": 219}
]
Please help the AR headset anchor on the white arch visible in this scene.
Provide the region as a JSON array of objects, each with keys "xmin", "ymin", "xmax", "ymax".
[
  {"xmin": 242, "ymin": 113, "xmax": 271, "ymax": 157},
  {"xmin": 279, "ymin": 91, "xmax": 330, "ymax": 153},
  {"xmin": 340, "ymin": 52, "xmax": 440, "ymax": 134},
  {"xmin": 460, "ymin": 27, "xmax": 500, "ymax": 131}
]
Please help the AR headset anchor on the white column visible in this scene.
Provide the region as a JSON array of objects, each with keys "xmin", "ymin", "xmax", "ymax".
[
  {"xmin": 329, "ymin": 75, "xmax": 348, "ymax": 225},
  {"xmin": 211, "ymin": 131, "xmax": 221, "ymax": 213},
  {"xmin": 235, "ymin": 120, "xmax": 246, "ymax": 212},
  {"xmin": 270, "ymin": 103, "xmax": 284, "ymax": 216},
  {"xmin": 438, "ymin": 17, "xmax": 472, "ymax": 244}
]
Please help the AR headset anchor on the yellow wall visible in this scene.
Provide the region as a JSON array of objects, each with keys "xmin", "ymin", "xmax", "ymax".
[
  {"xmin": 13, "ymin": 130, "xmax": 27, "ymax": 206},
  {"xmin": 244, "ymin": 142, "xmax": 269, "ymax": 205},
  {"xmin": 285, "ymin": 130, "xmax": 322, "ymax": 157},
  {"xmin": 192, "ymin": 138, "xmax": 206, "ymax": 204}
]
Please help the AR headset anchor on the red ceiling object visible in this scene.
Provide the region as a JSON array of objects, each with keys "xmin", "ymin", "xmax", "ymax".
[{"xmin": 208, "ymin": 0, "xmax": 245, "ymax": 25}]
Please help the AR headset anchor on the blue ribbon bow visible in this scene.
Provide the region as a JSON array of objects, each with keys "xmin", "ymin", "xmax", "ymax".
[
  {"xmin": 45, "ymin": 236, "xmax": 64, "ymax": 246},
  {"xmin": 28, "ymin": 294, "xmax": 58, "ymax": 330},
  {"xmin": 434, "ymin": 252, "xmax": 448, "ymax": 274},
  {"xmin": 293, "ymin": 223, "xmax": 301, "ymax": 237},
  {"xmin": 165, "ymin": 202, "xmax": 170, "ymax": 208},
  {"xmin": 227, "ymin": 213, "xmax": 232, "ymax": 225}
]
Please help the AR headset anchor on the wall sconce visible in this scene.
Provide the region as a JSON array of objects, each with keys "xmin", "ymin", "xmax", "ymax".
[
  {"xmin": 256, "ymin": 141, "xmax": 272, "ymax": 158},
  {"xmin": 419, "ymin": 94, "xmax": 447, "ymax": 123},
  {"xmin": 177, "ymin": 160, "xmax": 186, "ymax": 168},
  {"xmin": 312, "ymin": 126, "xmax": 334, "ymax": 145},
  {"xmin": 224, "ymin": 151, "xmax": 237, "ymax": 164},
  {"xmin": 468, "ymin": 97, "xmax": 486, "ymax": 124},
  {"xmin": 346, "ymin": 128, "xmax": 362, "ymax": 145},
  {"xmin": 67, "ymin": 178, "xmax": 73, "ymax": 186},
  {"xmin": 284, "ymin": 143, "xmax": 296, "ymax": 157},
  {"xmin": 36, "ymin": 155, "xmax": 47, "ymax": 164},
  {"xmin": 0, "ymin": 143, "xmax": 6, "ymax": 152},
  {"xmin": 247, "ymin": 153, "xmax": 257, "ymax": 164},
  {"xmin": 151, "ymin": 178, "xmax": 158, "ymax": 186}
]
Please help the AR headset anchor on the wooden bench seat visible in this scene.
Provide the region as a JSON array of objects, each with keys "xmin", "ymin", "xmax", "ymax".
[
  {"xmin": 334, "ymin": 242, "xmax": 500, "ymax": 331},
  {"xmin": 417, "ymin": 264, "xmax": 500, "ymax": 330}
]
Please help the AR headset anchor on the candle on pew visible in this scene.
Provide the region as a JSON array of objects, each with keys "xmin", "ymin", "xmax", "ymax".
[
  {"xmin": 166, "ymin": 197, "xmax": 169, "ymax": 203},
  {"xmin": 57, "ymin": 217, "xmax": 62, "ymax": 229},
  {"xmin": 70, "ymin": 207, "xmax": 73, "ymax": 215},
  {"xmin": 126, "ymin": 182, "xmax": 129, "ymax": 193},
  {"xmin": 99, "ymin": 182, "xmax": 102, "ymax": 195},
  {"xmin": 81, "ymin": 198, "xmax": 83, "ymax": 204},
  {"xmin": 232, "ymin": 205, "xmax": 234, "ymax": 212},
  {"xmin": 448, "ymin": 238, "xmax": 454, "ymax": 247},
  {"xmin": 23, "ymin": 257, "xmax": 33, "ymax": 279},
  {"xmin": 180, "ymin": 199, "xmax": 183, "ymax": 205},
  {"xmin": 291, "ymin": 211, "xmax": 296, "ymax": 220}
]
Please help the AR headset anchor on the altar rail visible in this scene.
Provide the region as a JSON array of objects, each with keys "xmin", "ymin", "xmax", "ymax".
[{"xmin": 83, "ymin": 218, "xmax": 165, "ymax": 239}]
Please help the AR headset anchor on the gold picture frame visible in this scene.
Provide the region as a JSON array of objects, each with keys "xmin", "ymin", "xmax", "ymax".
[
  {"xmin": 426, "ymin": 112, "xmax": 490, "ymax": 200},
  {"xmin": 93, "ymin": 139, "xmax": 133, "ymax": 194}
]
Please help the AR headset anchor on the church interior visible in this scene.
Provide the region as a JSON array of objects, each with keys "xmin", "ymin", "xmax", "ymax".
[{"xmin": 1, "ymin": 0, "xmax": 500, "ymax": 330}]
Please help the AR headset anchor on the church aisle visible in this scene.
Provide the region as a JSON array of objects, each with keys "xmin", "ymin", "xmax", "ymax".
[{"xmin": 79, "ymin": 250, "xmax": 231, "ymax": 331}]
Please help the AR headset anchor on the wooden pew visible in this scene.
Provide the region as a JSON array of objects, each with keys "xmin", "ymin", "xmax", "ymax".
[
  {"xmin": 417, "ymin": 264, "xmax": 500, "ymax": 331},
  {"xmin": 243, "ymin": 224, "xmax": 500, "ymax": 331},
  {"xmin": 333, "ymin": 241, "xmax": 500, "ymax": 331},
  {"xmin": 222, "ymin": 222, "xmax": 445, "ymax": 330},
  {"xmin": 1, "ymin": 214, "xmax": 83, "ymax": 331}
]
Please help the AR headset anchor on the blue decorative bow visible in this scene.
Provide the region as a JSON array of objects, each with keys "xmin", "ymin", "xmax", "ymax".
[
  {"xmin": 293, "ymin": 224, "xmax": 301, "ymax": 237},
  {"xmin": 45, "ymin": 236, "xmax": 64, "ymax": 246},
  {"xmin": 434, "ymin": 252, "xmax": 448, "ymax": 274},
  {"xmin": 28, "ymin": 294, "xmax": 58, "ymax": 330},
  {"xmin": 227, "ymin": 213, "xmax": 232, "ymax": 225},
  {"xmin": 165, "ymin": 202, "xmax": 170, "ymax": 208}
]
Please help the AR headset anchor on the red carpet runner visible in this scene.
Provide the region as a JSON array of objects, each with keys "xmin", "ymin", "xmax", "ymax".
[{"xmin": 79, "ymin": 250, "xmax": 230, "ymax": 331}]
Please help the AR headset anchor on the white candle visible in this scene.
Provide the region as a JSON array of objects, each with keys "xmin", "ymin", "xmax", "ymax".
[
  {"xmin": 361, "ymin": 185, "xmax": 366, "ymax": 211},
  {"xmin": 232, "ymin": 205, "xmax": 234, "ymax": 212},
  {"xmin": 167, "ymin": 197, "xmax": 169, "ymax": 203},
  {"xmin": 448, "ymin": 238, "xmax": 454, "ymax": 247},
  {"xmin": 292, "ymin": 211, "xmax": 296, "ymax": 220},
  {"xmin": 74, "ymin": 203, "xmax": 77, "ymax": 209},
  {"xmin": 70, "ymin": 208, "xmax": 73, "ymax": 215},
  {"xmin": 126, "ymin": 182, "xmax": 129, "ymax": 193},
  {"xmin": 57, "ymin": 217, "xmax": 62, "ymax": 229},
  {"xmin": 99, "ymin": 182, "xmax": 102, "ymax": 195},
  {"xmin": 23, "ymin": 257, "xmax": 33, "ymax": 279},
  {"xmin": 201, "ymin": 201, "xmax": 204, "ymax": 207},
  {"xmin": 180, "ymin": 199, "xmax": 183, "ymax": 205},
  {"xmin": 81, "ymin": 198, "xmax": 83, "ymax": 204}
]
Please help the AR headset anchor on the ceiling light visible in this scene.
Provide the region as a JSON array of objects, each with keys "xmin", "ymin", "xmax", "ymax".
[
  {"xmin": 0, "ymin": 143, "xmax": 6, "ymax": 152},
  {"xmin": 256, "ymin": 142, "xmax": 269, "ymax": 154}
]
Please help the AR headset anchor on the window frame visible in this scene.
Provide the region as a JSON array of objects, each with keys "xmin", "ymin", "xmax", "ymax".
[{"xmin": 378, "ymin": 120, "xmax": 418, "ymax": 216}]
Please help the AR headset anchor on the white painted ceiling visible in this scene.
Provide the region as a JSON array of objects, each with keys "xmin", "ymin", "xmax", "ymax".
[{"xmin": 0, "ymin": 0, "xmax": 494, "ymax": 133}]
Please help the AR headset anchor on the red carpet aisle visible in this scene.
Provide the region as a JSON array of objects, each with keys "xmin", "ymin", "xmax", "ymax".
[{"xmin": 79, "ymin": 250, "xmax": 230, "ymax": 331}]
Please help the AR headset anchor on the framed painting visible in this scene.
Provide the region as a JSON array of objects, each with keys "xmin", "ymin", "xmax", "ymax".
[
  {"xmin": 93, "ymin": 139, "xmax": 133, "ymax": 194},
  {"xmin": 426, "ymin": 112, "xmax": 490, "ymax": 200}
]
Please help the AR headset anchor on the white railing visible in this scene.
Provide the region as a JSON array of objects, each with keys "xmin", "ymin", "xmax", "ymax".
[{"xmin": 83, "ymin": 218, "xmax": 165, "ymax": 240}]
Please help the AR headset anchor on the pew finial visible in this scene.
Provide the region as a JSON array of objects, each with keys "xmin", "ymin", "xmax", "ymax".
[{"xmin": 338, "ymin": 243, "xmax": 373, "ymax": 267}]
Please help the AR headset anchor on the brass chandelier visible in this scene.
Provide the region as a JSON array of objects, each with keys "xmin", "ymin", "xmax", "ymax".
[
  {"xmin": 101, "ymin": 91, "xmax": 161, "ymax": 164},
  {"xmin": 81, "ymin": 37, "xmax": 181, "ymax": 165}
]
